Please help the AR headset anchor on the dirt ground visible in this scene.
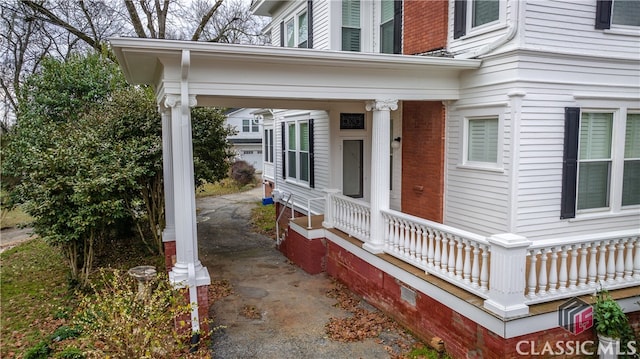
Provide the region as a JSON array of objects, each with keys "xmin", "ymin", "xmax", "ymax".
[{"xmin": 196, "ymin": 187, "xmax": 419, "ymax": 359}]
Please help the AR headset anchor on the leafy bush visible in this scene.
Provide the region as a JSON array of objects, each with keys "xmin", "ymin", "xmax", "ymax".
[
  {"xmin": 56, "ymin": 346, "xmax": 85, "ymax": 359},
  {"xmin": 51, "ymin": 325, "xmax": 81, "ymax": 342},
  {"xmin": 230, "ymin": 160, "xmax": 256, "ymax": 186},
  {"xmin": 74, "ymin": 269, "xmax": 205, "ymax": 358}
]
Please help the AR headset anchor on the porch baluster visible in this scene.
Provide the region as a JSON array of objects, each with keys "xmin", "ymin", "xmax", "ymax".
[
  {"xmin": 607, "ymin": 240, "xmax": 616, "ymax": 283},
  {"xmin": 634, "ymin": 237, "xmax": 640, "ymax": 279},
  {"xmin": 578, "ymin": 244, "xmax": 588, "ymax": 288},
  {"xmin": 527, "ymin": 250, "xmax": 538, "ymax": 299},
  {"xmin": 538, "ymin": 249, "xmax": 548, "ymax": 296},
  {"xmin": 559, "ymin": 246, "xmax": 569, "ymax": 292},
  {"xmin": 419, "ymin": 226, "xmax": 428, "ymax": 267},
  {"xmin": 589, "ymin": 243, "xmax": 599, "ymax": 285},
  {"xmin": 548, "ymin": 247, "xmax": 558, "ymax": 294},
  {"xmin": 625, "ymin": 238, "xmax": 634, "ymax": 280},
  {"xmin": 597, "ymin": 241, "xmax": 607, "ymax": 283},
  {"xmin": 427, "ymin": 228, "xmax": 435, "ymax": 267},
  {"xmin": 455, "ymin": 238, "xmax": 464, "ymax": 280},
  {"xmin": 463, "ymin": 240, "xmax": 471, "ymax": 284},
  {"xmin": 479, "ymin": 244, "xmax": 489, "ymax": 291},
  {"xmin": 568, "ymin": 245, "xmax": 578, "ymax": 290},
  {"xmin": 409, "ymin": 223, "xmax": 417, "ymax": 260},
  {"xmin": 472, "ymin": 245, "xmax": 480, "ymax": 288},
  {"xmin": 616, "ymin": 240, "xmax": 625, "ymax": 281},
  {"xmin": 440, "ymin": 233, "xmax": 448, "ymax": 272},
  {"xmin": 448, "ymin": 236, "xmax": 456, "ymax": 277}
]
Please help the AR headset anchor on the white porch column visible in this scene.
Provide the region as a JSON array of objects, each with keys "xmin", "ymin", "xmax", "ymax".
[
  {"xmin": 160, "ymin": 107, "xmax": 176, "ymax": 244},
  {"xmin": 364, "ymin": 99, "xmax": 398, "ymax": 253},
  {"xmin": 164, "ymin": 94, "xmax": 211, "ymax": 289}
]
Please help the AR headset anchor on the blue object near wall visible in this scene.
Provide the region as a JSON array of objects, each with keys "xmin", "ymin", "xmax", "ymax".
[{"xmin": 262, "ymin": 197, "xmax": 274, "ymax": 205}]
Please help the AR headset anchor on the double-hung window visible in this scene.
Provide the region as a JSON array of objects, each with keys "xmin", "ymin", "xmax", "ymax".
[
  {"xmin": 264, "ymin": 128, "xmax": 274, "ymax": 163},
  {"xmin": 342, "ymin": 0, "xmax": 361, "ymax": 51},
  {"xmin": 380, "ymin": 0, "xmax": 402, "ymax": 54},
  {"xmin": 454, "ymin": 0, "xmax": 504, "ymax": 39},
  {"xmin": 462, "ymin": 116, "xmax": 500, "ymax": 169},
  {"xmin": 280, "ymin": 1, "xmax": 313, "ymax": 48},
  {"xmin": 242, "ymin": 119, "xmax": 259, "ymax": 133},
  {"xmin": 561, "ymin": 107, "xmax": 640, "ymax": 218},
  {"xmin": 282, "ymin": 119, "xmax": 314, "ymax": 187}
]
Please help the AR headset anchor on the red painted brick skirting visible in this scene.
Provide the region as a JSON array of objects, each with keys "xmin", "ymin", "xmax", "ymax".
[
  {"xmin": 175, "ymin": 284, "xmax": 210, "ymax": 335},
  {"xmin": 164, "ymin": 240, "xmax": 176, "ymax": 272},
  {"xmin": 278, "ymin": 232, "xmax": 639, "ymax": 359}
]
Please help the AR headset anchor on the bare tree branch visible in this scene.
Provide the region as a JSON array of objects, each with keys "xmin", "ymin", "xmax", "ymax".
[
  {"xmin": 191, "ymin": 0, "xmax": 224, "ymax": 41},
  {"xmin": 156, "ymin": 0, "xmax": 169, "ymax": 38},
  {"xmin": 124, "ymin": 0, "xmax": 147, "ymax": 37},
  {"xmin": 138, "ymin": 0, "xmax": 157, "ymax": 38}
]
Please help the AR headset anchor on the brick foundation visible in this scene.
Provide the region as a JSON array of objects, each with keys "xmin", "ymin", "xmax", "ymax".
[{"xmin": 277, "ymin": 230, "xmax": 640, "ymax": 359}]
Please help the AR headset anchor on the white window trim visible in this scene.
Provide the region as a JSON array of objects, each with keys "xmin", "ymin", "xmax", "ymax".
[
  {"xmin": 284, "ymin": 114, "xmax": 311, "ymax": 187},
  {"xmin": 284, "ymin": 6, "xmax": 309, "ymax": 48},
  {"xmin": 264, "ymin": 127, "xmax": 274, "ymax": 164},
  {"xmin": 463, "ymin": 0, "xmax": 507, "ymax": 38},
  {"xmin": 458, "ymin": 108, "xmax": 504, "ymax": 171},
  {"xmin": 575, "ymin": 107, "xmax": 640, "ymax": 217}
]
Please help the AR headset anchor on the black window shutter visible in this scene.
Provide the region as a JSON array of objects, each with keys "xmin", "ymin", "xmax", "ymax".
[
  {"xmin": 560, "ymin": 107, "xmax": 580, "ymax": 219},
  {"xmin": 595, "ymin": 0, "xmax": 612, "ymax": 29},
  {"xmin": 454, "ymin": 0, "xmax": 467, "ymax": 39},
  {"xmin": 393, "ymin": 0, "xmax": 402, "ymax": 54},
  {"xmin": 309, "ymin": 119, "xmax": 315, "ymax": 188},
  {"xmin": 307, "ymin": 0, "xmax": 314, "ymax": 49},
  {"xmin": 280, "ymin": 21, "xmax": 285, "ymax": 47},
  {"xmin": 281, "ymin": 122, "xmax": 286, "ymax": 179}
]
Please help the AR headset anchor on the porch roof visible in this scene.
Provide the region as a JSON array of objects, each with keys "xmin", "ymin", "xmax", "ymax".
[{"xmin": 110, "ymin": 38, "xmax": 481, "ymax": 109}]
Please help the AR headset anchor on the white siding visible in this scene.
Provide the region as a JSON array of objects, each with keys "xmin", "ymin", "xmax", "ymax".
[
  {"xmin": 311, "ymin": 0, "xmax": 331, "ymax": 50},
  {"xmin": 523, "ymin": 0, "xmax": 640, "ymax": 59}
]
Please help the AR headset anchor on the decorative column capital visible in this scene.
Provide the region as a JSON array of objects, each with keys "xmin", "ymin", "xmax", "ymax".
[
  {"xmin": 164, "ymin": 94, "xmax": 197, "ymax": 109},
  {"xmin": 365, "ymin": 99, "xmax": 398, "ymax": 112}
]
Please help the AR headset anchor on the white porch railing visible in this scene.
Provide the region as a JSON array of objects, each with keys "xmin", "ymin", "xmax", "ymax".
[
  {"xmin": 525, "ymin": 232, "xmax": 640, "ymax": 304},
  {"xmin": 380, "ymin": 208, "xmax": 491, "ymax": 299},
  {"xmin": 323, "ymin": 191, "xmax": 640, "ymax": 318}
]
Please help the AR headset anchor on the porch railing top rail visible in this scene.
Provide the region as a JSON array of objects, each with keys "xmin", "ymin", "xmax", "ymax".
[{"xmin": 528, "ymin": 228, "xmax": 640, "ymax": 249}]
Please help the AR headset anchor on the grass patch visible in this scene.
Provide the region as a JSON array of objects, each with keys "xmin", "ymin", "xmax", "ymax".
[
  {"xmin": 196, "ymin": 178, "xmax": 256, "ymax": 198},
  {"xmin": 1, "ymin": 205, "xmax": 33, "ymax": 229},
  {"xmin": 250, "ymin": 203, "xmax": 276, "ymax": 239},
  {"xmin": 0, "ymin": 238, "xmax": 73, "ymax": 358}
]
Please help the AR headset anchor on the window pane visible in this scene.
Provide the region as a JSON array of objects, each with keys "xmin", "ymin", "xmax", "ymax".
[
  {"xmin": 269, "ymin": 129, "xmax": 274, "ymax": 162},
  {"xmin": 264, "ymin": 129, "xmax": 269, "ymax": 161},
  {"xmin": 242, "ymin": 119, "xmax": 249, "ymax": 132},
  {"xmin": 579, "ymin": 113, "xmax": 612, "ymax": 160},
  {"xmin": 468, "ymin": 118, "xmax": 498, "ymax": 163},
  {"xmin": 622, "ymin": 160, "xmax": 640, "ymax": 206},
  {"xmin": 342, "ymin": 28, "xmax": 361, "ymax": 51},
  {"xmin": 288, "ymin": 123, "xmax": 296, "ymax": 150},
  {"xmin": 380, "ymin": 21, "xmax": 394, "ymax": 54},
  {"xmin": 381, "ymin": 0, "xmax": 394, "ymax": 22},
  {"xmin": 612, "ymin": 0, "xmax": 640, "ymax": 26},
  {"xmin": 299, "ymin": 122, "xmax": 309, "ymax": 151},
  {"xmin": 288, "ymin": 151, "xmax": 297, "ymax": 178},
  {"xmin": 625, "ymin": 113, "xmax": 640, "ymax": 158},
  {"xmin": 286, "ymin": 20, "xmax": 295, "ymax": 47},
  {"xmin": 577, "ymin": 162, "xmax": 611, "ymax": 209},
  {"xmin": 298, "ymin": 11, "xmax": 308, "ymax": 47},
  {"xmin": 342, "ymin": 0, "xmax": 360, "ymax": 27},
  {"xmin": 473, "ymin": 0, "xmax": 499, "ymax": 27},
  {"xmin": 300, "ymin": 152, "xmax": 309, "ymax": 181}
]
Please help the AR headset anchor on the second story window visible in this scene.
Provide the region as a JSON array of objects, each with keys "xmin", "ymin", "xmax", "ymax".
[
  {"xmin": 280, "ymin": 2, "xmax": 314, "ymax": 48},
  {"xmin": 454, "ymin": 0, "xmax": 504, "ymax": 39},
  {"xmin": 342, "ymin": 0, "xmax": 361, "ymax": 51},
  {"xmin": 380, "ymin": 0, "xmax": 402, "ymax": 54},
  {"xmin": 264, "ymin": 128, "xmax": 274, "ymax": 163}
]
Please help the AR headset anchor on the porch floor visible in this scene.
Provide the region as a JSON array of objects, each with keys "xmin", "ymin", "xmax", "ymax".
[{"xmin": 290, "ymin": 215, "xmax": 640, "ymax": 320}]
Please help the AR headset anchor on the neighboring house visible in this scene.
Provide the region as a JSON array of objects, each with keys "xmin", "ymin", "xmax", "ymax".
[
  {"xmin": 225, "ymin": 108, "xmax": 263, "ymax": 171},
  {"xmin": 111, "ymin": 0, "xmax": 640, "ymax": 357}
]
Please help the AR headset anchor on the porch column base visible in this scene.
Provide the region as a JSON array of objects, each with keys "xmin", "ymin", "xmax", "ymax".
[
  {"xmin": 363, "ymin": 241, "xmax": 385, "ymax": 254},
  {"xmin": 483, "ymin": 299, "xmax": 529, "ymax": 319}
]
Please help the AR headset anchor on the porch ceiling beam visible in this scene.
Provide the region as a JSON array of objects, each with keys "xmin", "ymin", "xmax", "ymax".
[{"xmin": 110, "ymin": 38, "xmax": 481, "ymax": 104}]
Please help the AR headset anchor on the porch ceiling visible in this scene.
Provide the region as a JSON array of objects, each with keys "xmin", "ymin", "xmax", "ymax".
[{"xmin": 110, "ymin": 38, "xmax": 481, "ymax": 109}]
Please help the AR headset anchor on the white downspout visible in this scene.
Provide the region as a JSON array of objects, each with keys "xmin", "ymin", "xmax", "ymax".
[{"xmin": 457, "ymin": 0, "xmax": 520, "ymax": 59}]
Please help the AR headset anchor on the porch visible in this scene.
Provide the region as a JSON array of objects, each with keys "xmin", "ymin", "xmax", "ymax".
[{"xmin": 275, "ymin": 194, "xmax": 640, "ymax": 357}]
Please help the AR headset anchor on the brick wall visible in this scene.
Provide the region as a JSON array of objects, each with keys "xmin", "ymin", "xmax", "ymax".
[
  {"xmin": 401, "ymin": 101, "xmax": 445, "ymax": 223},
  {"xmin": 403, "ymin": 0, "xmax": 448, "ymax": 55},
  {"xmin": 175, "ymin": 284, "xmax": 210, "ymax": 335},
  {"xmin": 278, "ymin": 228, "xmax": 327, "ymax": 274},
  {"xmin": 164, "ymin": 240, "xmax": 176, "ymax": 272}
]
